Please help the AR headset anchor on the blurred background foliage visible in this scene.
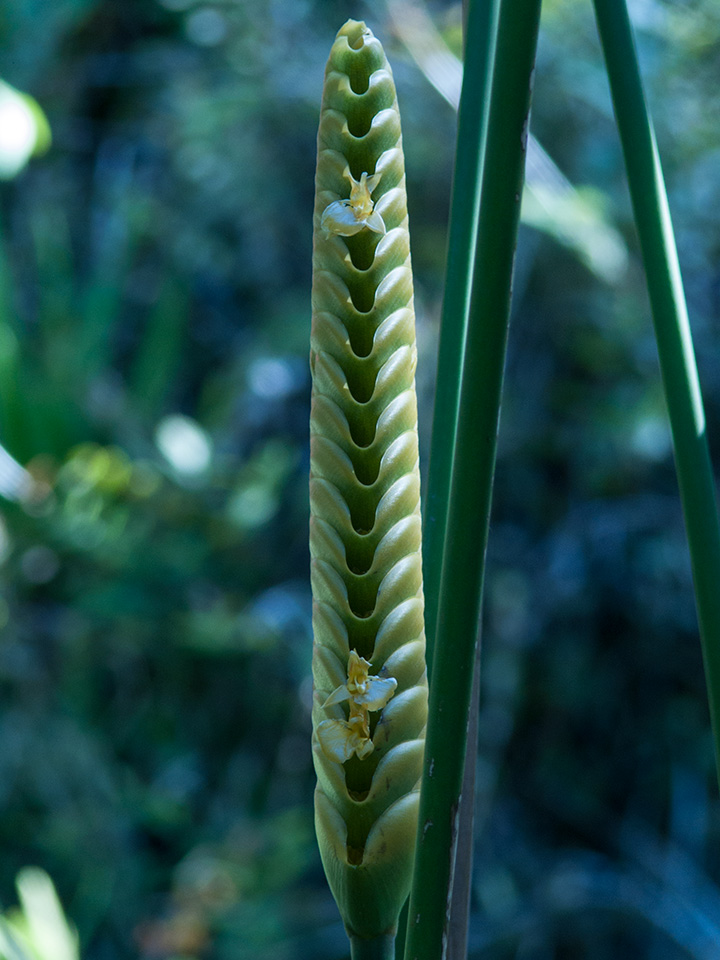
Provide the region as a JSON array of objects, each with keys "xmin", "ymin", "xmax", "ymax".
[{"xmin": 0, "ymin": 0, "xmax": 719, "ymax": 957}]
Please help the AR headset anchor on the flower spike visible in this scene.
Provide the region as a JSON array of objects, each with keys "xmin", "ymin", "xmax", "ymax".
[{"xmin": 310, "ymin": 18, "xmax": 428, "ymax": 948}]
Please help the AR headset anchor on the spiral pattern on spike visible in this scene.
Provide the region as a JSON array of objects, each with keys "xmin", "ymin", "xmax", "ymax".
[{"xmin": 310, "ymin": 19, "xmax": 428, "ymax": 941}]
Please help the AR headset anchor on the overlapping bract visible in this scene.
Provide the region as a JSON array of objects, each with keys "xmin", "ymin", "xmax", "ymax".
[{"xmin": 310, "ymin": 19, "xmax": 428, "ymax": 941}]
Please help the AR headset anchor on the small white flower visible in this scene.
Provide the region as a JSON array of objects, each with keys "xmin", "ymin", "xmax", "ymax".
[
  {"xmin": 316, "ymin": 650, "xmax": 397, "ymax": 763},
  {"xmin": 317, "ymin": 706, "xmax": 375, "ymax": 763},
  {"xmin": 323, "ymin": 650, "xmax": 397, "ymax": 711},
  {"xmin": 320, "ymin": 171, "xmax": 386, "ymax": 238}
]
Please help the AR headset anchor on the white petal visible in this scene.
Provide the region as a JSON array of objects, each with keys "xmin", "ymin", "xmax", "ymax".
[
  {"xmin": 356, "ymin": 676, "xmax": 397, "ymax": 711},
  {"xmin": 317, "ymin": 720, "xmax": 355, "ymax": 763},
  {"xmin": 364, "ymin": 210, "xmax": 386, "ymax": 236},
  {"xmin": 320, "ymin": 201, "xmax": 365, "ymax": 237},
  {"xmin": 322, "ymin": 684, "xmax": 351, "ymax": 708}
]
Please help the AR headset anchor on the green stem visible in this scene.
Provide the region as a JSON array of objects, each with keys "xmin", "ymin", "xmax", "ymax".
[
  {"xmin": 404, "ymin": 1, "xmax": 542, "ymax": 957},
  {"xmin": 422, "ymin": 0, "xmax": 500, "ymax": 676},
  {"xmin": 421, "ymin": 7, "xmax": 499, "ymax": 953},
  {"xmin": 592, "ymin": 0, "xmax": 720, "ymax": 787},
  {"xmin": 350, "ymin": 933, "xmax": 395, "ymax": 960}
]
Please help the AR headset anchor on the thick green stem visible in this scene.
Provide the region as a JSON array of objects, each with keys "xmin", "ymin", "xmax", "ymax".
[
  {"xmin": 404, "ymin": 1, "xmax": 542, "ymax": 957},
  {"xmin": 421, "ymin": 7, "xmax": 499, "ymax": 954},
  {"xmin": 350, "ymin": 933, "xmax": 395, "ymax": 960},
  {"xmin": 593, "ymin": 0, "xmax": 720, "ymax": 788},
  {"xmin": 422, "ymin": 0, "xmax": 500, "ymax": 675}
]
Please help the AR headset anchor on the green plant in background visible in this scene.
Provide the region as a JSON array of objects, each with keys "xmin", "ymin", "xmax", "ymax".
[
  {"xmin": 0, "ymin": 0, "xmax": 716, "ymax": 957},
  {"xmin": 0, "ymin": 868, "xmax": 79, "ymax": 960},
  {"xmin": 309, "ymin": 20, "xmax": 428, "ymax": 960}
]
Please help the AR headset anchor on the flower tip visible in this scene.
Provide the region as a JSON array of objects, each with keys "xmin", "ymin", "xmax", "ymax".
[{"xmin": 340, "ymin": 20, "xmax": 373, "ymax": 50}]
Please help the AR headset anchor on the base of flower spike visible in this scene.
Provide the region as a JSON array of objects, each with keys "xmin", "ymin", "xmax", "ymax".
[{"xmin": 349, "ymin": 932, "xmax": 395, "ymax": 960}]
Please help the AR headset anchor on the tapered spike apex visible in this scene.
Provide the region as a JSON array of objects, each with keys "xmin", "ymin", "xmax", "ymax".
[{"xmin": 310, "ymin": 20, "xmax": 427, "ymax": 944}]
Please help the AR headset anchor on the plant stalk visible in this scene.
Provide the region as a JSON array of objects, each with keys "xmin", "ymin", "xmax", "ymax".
[
  {"xmin": 422, "ymin": 0, "xmax": 500, "ymax": 674},
  {"xmin": 422, "ymin": 5, "xmax": 499, "ymax": 951},
  {"xmin": 593, "ymin": 0, "xmax": 720, "ymax": 786},
  {"xmin": 404, "ymin": 1, "xmax": 542, "ymax": 957}
]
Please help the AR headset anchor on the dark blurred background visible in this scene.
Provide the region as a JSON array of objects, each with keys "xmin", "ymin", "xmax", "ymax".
[{"xmin": 0, "ymin": 0, "xmax": 719, "ymax": 957}]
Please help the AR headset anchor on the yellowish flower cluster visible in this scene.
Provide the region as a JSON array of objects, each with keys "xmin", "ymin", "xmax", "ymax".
[
  {"xmin": 320, "ymin": 169, "xmax": 386, "ymax": 238},
  {"xmin": 317, "ymin": 650, "xmax": 397, "ymax": 763}
]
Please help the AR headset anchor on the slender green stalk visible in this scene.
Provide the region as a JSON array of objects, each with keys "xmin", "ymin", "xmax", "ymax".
[
  {"xmin": 592, "ymin": 0, "xmax": 720, "ymax": 785},
  {"xmin": 422, "ymin": 7, "xmax": 500, "ymax": 953},
  {"xmin": 404, "ymin": 2, "xmax": 542, "ymax": 957},
  {"xmin": 422, "ymin": 0, "xmax": 500, "ymax": 673}
]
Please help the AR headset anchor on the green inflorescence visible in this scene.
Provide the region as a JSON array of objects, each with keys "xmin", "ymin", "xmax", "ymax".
[{"xmin": 309, "ymin": 19, "xmax": 428, "ymax": 946}]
